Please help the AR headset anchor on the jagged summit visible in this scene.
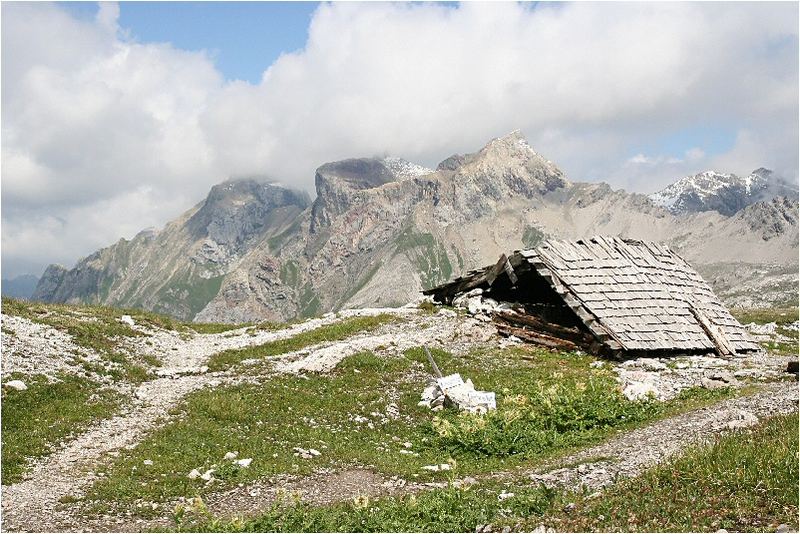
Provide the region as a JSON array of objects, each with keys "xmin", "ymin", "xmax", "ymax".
[
  {"xmin": 649, "ymin": 168, "xmax": 798, "ymax": 216},
  {"xmin": 31, "ymin": 133, "xmax": 798, "ymax": 322},
  {"xmin": 188, "ymin": 179, "xmax": 309, "ymax": 247}
]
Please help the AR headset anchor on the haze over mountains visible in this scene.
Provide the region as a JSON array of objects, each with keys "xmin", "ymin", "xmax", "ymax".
[{"xmin": 31, "ymin": 132, "xmax": 799, "ymax": 322}]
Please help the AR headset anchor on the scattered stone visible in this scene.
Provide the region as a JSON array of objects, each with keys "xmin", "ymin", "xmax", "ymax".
[
  {"xmin": 293, "ymin": 447, "xmax": 319, "ymax": 460},
  {"xmin": 589, "ymin": 361, "xmax": 605, "ymax": 368},
  {"xmin": 701, "ymin": 378, "xmax": 729, "ymax": 390},
  {"xmin": 224, "ymin": 451, "xmax": 238, "ymax": 460},
  {"xmin": 775, "ymin": 524, "xmax": 792, "ymax": 533},
  {"xmin": 143, "ymin": 460, "xmax": 153, "ymax": 466},
  {"xmin": 421, "ymin": 463, "xmax": 451, "ymax": 472},
  {"xmin": 187, "ymin": 469, "xmax": 201, "ymax": 480},
  {"xmin": 453, "ymin": 476, "xmax": 477, "ymax": 488},
  {"xmin": 723, "ymin": 409, "xmax": 759, "ymax": 430},
  {"xmin": 200, "ymin": 469, "xmax": 215, "ymax": 481},
  {"xmin": 498, "ymin": 491, "xmax": 515, "ymax": 500},
  {"xmin": 120, "ymin": 315, "xmax": 136, "ymax": 327},
  {"xmin": 562, "ymin": 502, "xmax": 576, "ymax": 512},
  {"xmin": 622, "ymin": 381, "xmax": 658, "ymax": 401},
  {"xmin": 386, "ymin": 403, "xmax": 400, "ymax": 419},
  {"xmin": 235, "ymin": 458, "xmax": 252, "ymax": 468},
  {"xmin": 5, "ymin": 380, "xmax": 27, "ymax": 391},
  {"xmin": 708, "ymin": 370, "xmax": 738, "ymax": 384}
]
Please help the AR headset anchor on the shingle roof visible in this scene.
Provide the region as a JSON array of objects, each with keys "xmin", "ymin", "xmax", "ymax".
[
  {"xmin": 521, "ymin": 236, "xmax": 760, "ymax": 354},
  {"xmin": 425, "ymin": 235, "xmax": 761, "ymax": 355}
]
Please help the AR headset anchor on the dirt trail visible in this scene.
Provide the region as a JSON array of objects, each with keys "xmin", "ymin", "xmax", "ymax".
[
  {"xmin": 182, "ymin": 381, "xmax": 799, "ymax": 525},
  {"xmin": 1, "ymin": 306, "xmax": 796, "ymax": 533},
  {"xmin": 521, "ymin": 380, "xmax": 798, "ymax": 491},
  {"xmin": 1, "ymin": 308, "xmax": 489, "ymax": 533}
]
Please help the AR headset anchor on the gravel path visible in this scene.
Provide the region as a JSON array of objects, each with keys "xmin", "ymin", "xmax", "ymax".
[
  {"xmin": 522, "ymin": 380, "xmax": 799, "ymax": 492},
  {"xmin": 1, "ymin": 305, "xmax": 796, "ymax": 533},
  {"xmin": 134, "ymin": 381, "xmax": 799, "ymax": 533},
  {"xmin": 0, "ymin": 308, "xmax": 494, "ymax": 533}
]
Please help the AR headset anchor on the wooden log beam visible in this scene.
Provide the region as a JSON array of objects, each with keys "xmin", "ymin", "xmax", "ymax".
[
  {"xmin": 493, "ymin": 310, "xmax": 583, "ymax": 337},
  {"xmin": 495, "ymin": 323, "xmax": 582, "ymax": 352}
]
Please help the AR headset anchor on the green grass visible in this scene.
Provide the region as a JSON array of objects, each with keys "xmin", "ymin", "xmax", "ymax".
[
  {"xmin": 172, "ymin": 414, "xmax": 799, "ymax": 533},
  {"xmin": 730, "ymin": 306, "xmax": 800, "ymax": 355},
  {"xmin": 545, "ymin": 413, "xmax": 799, "ymax": 532},
  {"xmin": 206, "ymin": 314, "xmax": 400, "ymax": 372},
  {"xmin": 1, "ymin": 373, "xmax": 120, "ymax": 484},
  {"xmin": 86, "ymin": 346, "xmax": 739, "ymax": 511},
  {"xmin": 731, "ymin": 307, "xmax": 798, "ymax": 326},
  {"xmin": 173, "ymin": 481, "xmax": 559, "ymax": 533},
  {"xmin": 2, "ymin": 297, "xmax": 160, "ymax": 354},
  {"xmin": 1, "ymin": 297, "xmax": 173, "ymax": 382},
  {"xmin": 393, "ymin": 228, "xmax": 453, "ymax": 290}
]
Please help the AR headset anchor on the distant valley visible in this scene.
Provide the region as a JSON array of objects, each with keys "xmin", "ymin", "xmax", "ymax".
[
  {"xmin": 30, "ymin": 132, "xmax": 799, "ymax": 323},
  {"xmin": 1, "ymin": 275, "xmax": 40, "ymax": 300}
]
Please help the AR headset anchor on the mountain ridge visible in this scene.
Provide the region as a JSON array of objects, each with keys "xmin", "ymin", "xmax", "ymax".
[
  {"xmin": 33, "ymin": 132, "xmax": 799, "ymax": 321},
  {"xmin": 649, "ymin": 168, "xmax": 798, "ymax": 216}
]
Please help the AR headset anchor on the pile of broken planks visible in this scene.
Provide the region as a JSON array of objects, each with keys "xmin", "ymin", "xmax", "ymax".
[{"xmin": 492, "ymin": 307, "xmax": 600, "ymax": 354}]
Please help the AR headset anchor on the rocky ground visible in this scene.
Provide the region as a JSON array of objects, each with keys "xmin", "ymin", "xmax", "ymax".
[{"xmin": 1, "ymin": 302, "xmax": 797, "ymax": 533}]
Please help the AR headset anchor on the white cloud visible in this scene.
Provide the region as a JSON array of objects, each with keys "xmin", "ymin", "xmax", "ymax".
[{"xmin": 1, "ymin": 1, "xmax": 797, "ymax": 277}]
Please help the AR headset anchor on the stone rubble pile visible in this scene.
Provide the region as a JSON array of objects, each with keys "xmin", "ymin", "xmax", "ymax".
[{"xmin": 452, "ymin": 288, "xmax": 509, "ymax": 322}]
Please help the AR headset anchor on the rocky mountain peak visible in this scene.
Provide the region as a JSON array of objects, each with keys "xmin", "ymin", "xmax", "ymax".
[
  {"xmin": 187, "ymin": 179, "xmax": 310, "ymax": 248},
  {"xmin": 737, "ymin": 196, "xmax": 799, "ymax": 241},
  {"xmin": 649, "ymin": 168, "xmax": 797, "ymax": 216},
  {"xmin": 31, "ymin": 264, "xmax": 68, "ymax": 302},
  {"xmin": 448, "ymin": 131, "xmax": 570, "ymax": 204}
]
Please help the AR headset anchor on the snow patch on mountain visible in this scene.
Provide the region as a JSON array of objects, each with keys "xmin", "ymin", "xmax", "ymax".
[
  {"xmin": 382, "ymin": 157, "xmax": 433, "ymax": 179},
  {"xmin": 649, "ymin": 169, "xmax": 797, "ymax": 216}
]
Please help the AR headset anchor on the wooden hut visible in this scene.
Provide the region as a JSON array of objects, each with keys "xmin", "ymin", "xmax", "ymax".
[{"xmin": 424, "ymin": 236, "xmax": 760, "ymax": 358}]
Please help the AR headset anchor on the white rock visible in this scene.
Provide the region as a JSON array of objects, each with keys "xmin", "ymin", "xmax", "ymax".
[
  {"xmin": 120, "ymin": 315, "xmax": 136, "ymax": 327},
  {"xmin": 641, "ymin": 360, "xmax": 667, "ymax": 371},
  {"xmin": 236, "ymin": 458, "xmax": 253, "ymax": 468},
  {"xmin": 437, "ymin": 309, "xmax": 457, "ymax": 318},
  {"xmin": 589, "ymin": 361, "xmax": 605, "ymax": 369},
  {"xmin": 724, "ymin": 409, "xmax": 758, "ymax": 430},
  {"xmin": 421, "ymin": 464, "xmax": 451, "ymax": 472},
  {"xmin": 200, "ymin": 469, "xmax": 215, "ymax": 481},
  {"xmin": 498, "ymin": 491, "xmax": 515, "ymax": 500},
  {"xmin": 187, "ymin": 469, "xmax": 201, "ymax": 479},
  {"xmin": 308, "ymin": 449, "xmax": 321, "ymax": 457},
  {"xmin": 403, "ymin": 441, "xmax": 412, "ymax": 449},
  {"xmin": 5, "ymin": 380, "xmax": 27, "ymax": 391},
  {"xmin": 622, "ymin": 381, "xmax": 659, "ymax": 401},
  {"xmin": 224, "ymin": 451, "xmax": 238, "ymax": 460},
  {"xmin": 143, "ymin": 459, "xmax": 153, "ymax": 466}
]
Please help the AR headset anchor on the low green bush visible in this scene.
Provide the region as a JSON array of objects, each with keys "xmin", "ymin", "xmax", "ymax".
[{"xmin": 429, "ymin": 379, "xmax": 660, "ymax": 458}]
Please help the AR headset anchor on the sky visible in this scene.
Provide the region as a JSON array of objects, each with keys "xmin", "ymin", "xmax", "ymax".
[{"xmin": 2, "ymin": 1, "xmax": 798, "ymax": 278}]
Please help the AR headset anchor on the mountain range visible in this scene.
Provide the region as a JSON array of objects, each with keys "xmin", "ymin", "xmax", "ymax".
[
  {"xmin": 31, "ymin": 131, "xmax": 799, "ymax": 322},
  {"xmin": 649, "ymin": 168, "xmax": 798, "ymax": 216}
]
